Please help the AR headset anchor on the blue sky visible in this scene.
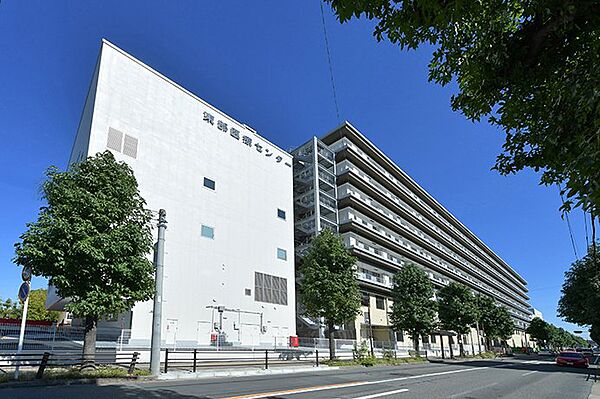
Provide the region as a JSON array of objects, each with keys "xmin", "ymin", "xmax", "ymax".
[{"xmin": 0, "ymin": 1, "xmax": 591, "ymax": 336}]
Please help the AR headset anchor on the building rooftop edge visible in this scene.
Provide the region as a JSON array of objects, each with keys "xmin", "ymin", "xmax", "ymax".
[{"xmin": 100, "ymin": 38, "xmax": 292, "ymax": 159}]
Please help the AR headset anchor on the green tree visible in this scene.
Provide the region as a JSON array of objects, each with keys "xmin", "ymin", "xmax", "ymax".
[
  {"xmin": 558, "ymin": 245, "xmax": 600, "ymax": 328},
  {"xmin": 14, "ymin": 151, "xmax": 155, "ymax": 367},
  {"xmin": 298, "ymin": 229, "xmax": 361, "ymax": 359},
  {"xmin": 325, "ymin": 0, "xmax": 600, "ymax": 216},
  {"xmin": 24, "ymin": 289, "xmax": 60, "ymax": 322},
  {"xmin": 473, "ymin": 294, "xmax": 496, "ymax": 351},
  {"xmin": 526, "ymin": 317, "xmax": 550, "ymax": 347},
  {"xmin": 437, "ymin": 282, "xmax": 477, "ymax": 357},
  {"xmin": 486, "ymin": 305, "xmax": 515, "ymax": 346},
  {"xmin": 0, "ymin": 298, "xmax": 20, "ymax": 319},
  {"xmin": 389, "ymin": 264, "xmax": 437, "ymax": 354}
]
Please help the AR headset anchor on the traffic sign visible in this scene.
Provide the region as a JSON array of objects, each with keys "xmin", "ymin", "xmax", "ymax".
[
  {"xmin": 18, "ymin": 282, "xmax": 30, "ymax": 303},
  {"xmin": 21, "ymin": 267, "xmax": 32, "ymax": 281}
]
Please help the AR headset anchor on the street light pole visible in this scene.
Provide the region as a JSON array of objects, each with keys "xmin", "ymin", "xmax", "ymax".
[{"xmin": 150, "ymin": 209, "xmax": 167, "ymax": 376}]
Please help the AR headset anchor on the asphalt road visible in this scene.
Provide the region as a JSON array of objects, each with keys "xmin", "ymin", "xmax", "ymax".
[{"xmin": 2, "ymin": 356, "xmax": 595, "ymax": 399}]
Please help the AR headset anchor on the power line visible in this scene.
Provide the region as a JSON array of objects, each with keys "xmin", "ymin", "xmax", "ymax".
[
  {"xmin": 319, "ymin": 1, "xmax": 341, "ymax": 122},
  {"xmin": 559, "ymin": 190, "xmax": 579, "ymax": 259}
]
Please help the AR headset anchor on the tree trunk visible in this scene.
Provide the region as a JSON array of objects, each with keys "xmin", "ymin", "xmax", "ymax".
[
  {"xmin": 458, "ymin": 334, "xmax": 465, "ymax": 357},
  {"xmin": 475, "ymin": 323, "xmax": 482, "ymax": 354},
  {"xmin": 328, "ymin": 321, "xmax": 336, "ymax": 360},
  {"xmin": 412, "ymin": 333, "xmax": 420, "ymax": 355},
  {"xmin": 449, "ymin": 336, "xmax": 454, "ymax": 359},
  {"xmin": 82, "ymin": 315, "xmax": 98, "ymax": 370}
]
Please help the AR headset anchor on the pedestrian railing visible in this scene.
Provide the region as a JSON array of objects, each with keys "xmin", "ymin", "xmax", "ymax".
[
  {"xmin": 0, "ymin": 351, "xmax": 140, "ymax": 378},
  {"xmin": 162, "ymin": 348, "xmax": 322, "ymax": 373}
]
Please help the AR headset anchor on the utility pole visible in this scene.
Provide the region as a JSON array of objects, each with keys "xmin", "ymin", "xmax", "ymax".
[{"xmin": 150, "ymin": 209, "xmax": 167, "ymax": 376}]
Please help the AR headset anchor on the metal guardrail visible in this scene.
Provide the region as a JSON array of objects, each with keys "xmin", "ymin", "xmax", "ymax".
[
  {"xmin": 162, "ymin": 348, "xmax": 320, "ymax": 373},
  {"xmin": 0, "ymin": 351, "xmax": 140, "ymax": 378}
]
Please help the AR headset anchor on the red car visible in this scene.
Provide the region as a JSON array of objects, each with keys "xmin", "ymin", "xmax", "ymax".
[{"xmin": 556, "ymin": 351, "xmax": 589, "ymax": 368}]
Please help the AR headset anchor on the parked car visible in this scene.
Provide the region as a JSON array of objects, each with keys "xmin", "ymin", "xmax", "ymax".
[{"xmin": 556, "ymin": 351, "xmax": 589, "ymax": 368}]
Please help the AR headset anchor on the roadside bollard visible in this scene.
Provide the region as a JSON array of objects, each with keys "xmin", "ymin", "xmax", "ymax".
[
  {"xmin": 265, "ymin": 350, "xmax": 269, "ymax": 369},
  {"xmin": 316, "ymin": 349, "xmax": 319, "ymax": 367},
  {"xmin": 128, "ymin": 352, "xmax": 139, "ymax": 374},
  {"xmin": 36, "ymin": 352, "xmax": 51, "ymax": 379}
]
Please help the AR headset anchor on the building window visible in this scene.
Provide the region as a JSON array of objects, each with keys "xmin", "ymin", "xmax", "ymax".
[
  {"xmin": 254, "ymin": 272, "xmax": 288, "ymax": 305},
  {"xmin": 361, "ymin": 293, "xmax": 370, "ymax": 306},
  {"xmin": 201, "ymin": 225, "xmax": 214, "ymax": 239},
  {"xmin": 431, "ymin": 335, "xmax": 436, "ymax": 344},
  {"xmin": 277, "ymin": 248, "xmax": 287, "ymax": 260},
  {"xmin": 245, "ymin": 288, "xmax": 251, "ymax": 296},
  {"xmin": 277, "ymin": 209, "xmax": 286, "ymax": 220},
  {"xmin": 375, "ymin": 296, "xmax": 385, "ymax": 310},
  {"xmin": 203, "ymin": 177, "xmax": 216, "ymax": 190},
  {"xmin": 396, "ymin": 331, "xmax": 404, "ymax": 342},
  {"xmin": 422, "ymin": 335, "xmax": 430, "ymax": 344}
]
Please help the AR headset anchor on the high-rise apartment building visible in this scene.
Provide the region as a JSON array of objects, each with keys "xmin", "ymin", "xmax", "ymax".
[{"xmin": 293, "ymin": 122, "xmax": 532, "ymax": 348}]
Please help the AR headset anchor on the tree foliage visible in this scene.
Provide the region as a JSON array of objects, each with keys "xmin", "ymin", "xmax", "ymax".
[
  {"xmin": 487, "ymin": 305, "xmax": 515, "ymax": 342},
  {"xmin": 326, "ymin": 0, "xmax": 600, "ymax": 215},
  {"xmin": 526, "ymin": 317, "xmax": 550, "ymax": 344},
  {"xmin": 25, "ymin": 289, "xmax": 61, "ymax": 322},
  {"xmin": 438, "ymin": 283, "xmax": 477, "ymax": 334},
  {"xmin": 14, "ymin": 151, "xmax": 155, "ymax": 359},
  {"xmin": 437, "ymin": 282, "xmax": 477, "ymax": 355},
  {"xmin": 0, "ymin": 290, "xmax": 60, "ymax": 322},
  {"xmin": 299, "ymin": 229, "xmax": 361, "ymax": 358},
  {"xmin": 558, "ymin": 244, "xmax": 600, "ymax": 327},
  {"xmin": 526, "ymin": 317, "xmax": 587, "ymax": 349},
  {"xmin": 0, "ymin": 298, "xmax": 19, "ymax": 319},
  {"xmin": 389, "ymin": 263, "xmax": 437, "ymax": 352}
]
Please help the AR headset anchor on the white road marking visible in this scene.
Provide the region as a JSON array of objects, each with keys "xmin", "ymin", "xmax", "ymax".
[
  {"xmin": 350, "ymin": 388, "xmax": 410, "ymax": 399},
  {"xmin": 522, "ymin": 370, "xmax": 539, "ymax": 376},
  {"xmin": 449, "ymin": 382, "xmax": 498, "ymax": 398},
  {"xmin": 221, "ymin": 366, "xmax": 489, "ymax": 399}
]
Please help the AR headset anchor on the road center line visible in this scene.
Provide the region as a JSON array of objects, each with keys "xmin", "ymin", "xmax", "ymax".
[
  {"xmin": 350, "ymin": 388, "xmax": 409, "ymax": 399},
  {"xmin": 522, "ymin": 370, "xmax": 539, "ymax": 376},
  {"xmin": 220, "ymin": 366, "xmax": 489, "ymax": 399}
]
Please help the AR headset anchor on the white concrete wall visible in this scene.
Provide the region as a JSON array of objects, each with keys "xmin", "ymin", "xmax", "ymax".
[{"xmin": 63, "ymin": 40, "xmax": 296, "ymax": 346}]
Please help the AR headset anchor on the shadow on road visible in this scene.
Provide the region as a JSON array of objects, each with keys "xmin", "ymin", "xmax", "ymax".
[{"xmin": 429, "ymin": 354, "xmax": 598, "ymax": 378}]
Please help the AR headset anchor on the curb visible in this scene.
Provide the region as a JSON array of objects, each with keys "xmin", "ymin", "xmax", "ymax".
[
  {"xmin": 156, "ymin": 366, "xmax": 339, "ymax": 381},
  {"xmin": 589, "ymin": 380, "xmax": 600, "ymax": 399},
  {"xmin": 0, "ymin": 375, "xmax": 153, "ymax": 389}
]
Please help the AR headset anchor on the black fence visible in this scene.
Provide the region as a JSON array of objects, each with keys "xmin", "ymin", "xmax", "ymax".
[
  {"xmin": 163, "ymin": 348, "xmax": 321, "ymax": 373},
  {"xmin": 0, "ymin": 351, "xmax": 140, "ymax": 379}
]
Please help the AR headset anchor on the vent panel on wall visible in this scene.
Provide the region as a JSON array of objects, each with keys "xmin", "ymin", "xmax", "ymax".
[
  {"xmin": 107, "ymin": 128, "xmax": 123, "ymax": 152},
  {"xmin": 123, "ymin": 134, "xmax": 138, "ymax": 159},
  {"xmin": 254, "ymin": 272, "xmax": 288, "ymax": 305},
  {"xmin": 106, "ymin": 127, "xmax": 138, "ymax": 159}
]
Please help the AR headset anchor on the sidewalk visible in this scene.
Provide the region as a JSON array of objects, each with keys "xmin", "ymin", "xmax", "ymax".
[
  {"xmin": 157, "ymin": 365, "xmax": 338, "ymax": 381},
  {"xmin": 590, "ymin": 381, "xmax": 600, "ymax": 399}
]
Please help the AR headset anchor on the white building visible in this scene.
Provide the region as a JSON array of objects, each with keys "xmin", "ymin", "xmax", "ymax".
[{"xmin": 47, "ymin": 39, "xmax": 296, "ymax": 347}]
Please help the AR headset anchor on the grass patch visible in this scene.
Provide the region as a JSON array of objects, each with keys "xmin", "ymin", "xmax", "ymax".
[
  {"xmin": 452, "ymin": 351, "xmax": 499, "ymax": 360},
  {"xmin": 0, "ymin": 366, "xmax": 150, "ymax": 384},
  {"xmin": 323, "ymin": 356, "xmax": 427, "ymax": 367}
]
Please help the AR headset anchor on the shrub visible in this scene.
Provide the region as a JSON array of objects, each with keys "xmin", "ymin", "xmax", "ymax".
[{"xmin": 353, "ymin": 341, "xmax": 370, "ymax": 360}]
